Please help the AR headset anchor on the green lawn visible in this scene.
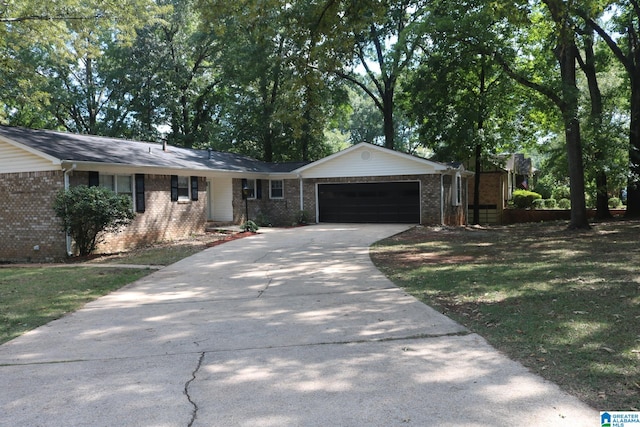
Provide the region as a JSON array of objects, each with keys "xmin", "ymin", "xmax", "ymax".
[
  {"xmin": 0, "ymin": 267, "xmax": 152, "ymax": 344},
  {"xmin": 0, "ymin": 233, "xmax": 219, "ymax": 344},
  {"xmin": 370, "ymin": 219, "xmax": 640, "ymax": 411}
]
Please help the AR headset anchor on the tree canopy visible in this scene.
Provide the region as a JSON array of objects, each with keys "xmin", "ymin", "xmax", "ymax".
[{"xmin": 1, "ymin": 0, "xmax": 636, "ymax": 224}]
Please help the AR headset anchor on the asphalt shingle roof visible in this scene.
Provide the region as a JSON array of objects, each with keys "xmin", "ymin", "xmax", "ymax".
[{"xmin": 0, "ymin": 125, "xmax": 307, "ymax": 173}]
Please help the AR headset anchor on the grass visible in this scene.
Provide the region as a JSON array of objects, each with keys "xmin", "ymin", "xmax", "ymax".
[
  {"xmin": 0, "ymin": 232, "xmax": 230, "ymax": 345},
  {"xmin": 0, "ymin": 267, "xmax": 151, "ymax": 344},
  {"xmin": 370, "ymin": 219, "xmax": 640, "ymax": 411}
]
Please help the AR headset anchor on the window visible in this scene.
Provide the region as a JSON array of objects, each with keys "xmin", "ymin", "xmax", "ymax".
[
  {"xmin": 171, "ymin": 175, "xmax": 199, "ymax": 202},
  {"xmin": 270, "ymin": 180, "xmax": 283, "ymax": 199},
  {"xmin": 177, "ymin": 176, "xmax": 189, "ymax": 200},
  {"xmin": 91, "ymin": 172, "xmax": 140, "ymax": 211},
  {"xmin": 452, "ymin": 173, "xmax": 462, "ymax": 206},
  {"xmin": 96, "ymin": 174, "xmax": 133, "ymax": 198}
]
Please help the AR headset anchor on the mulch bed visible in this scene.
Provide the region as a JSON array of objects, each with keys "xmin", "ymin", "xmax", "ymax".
[{"xmin": 205, "ymin": 231, "xmax": 256, "ymax": 247}]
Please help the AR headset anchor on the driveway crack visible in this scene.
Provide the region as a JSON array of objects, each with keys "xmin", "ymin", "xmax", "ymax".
[
  {"xmin": 257, "ymin": 277, "xmax": 273, "ymax": 298},
  {"xmin": 185, "ymin": 352, "xmax": 205, "ymax": 427}
]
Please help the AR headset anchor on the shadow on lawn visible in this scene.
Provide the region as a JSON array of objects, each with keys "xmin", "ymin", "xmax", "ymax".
[{"xmin": 371, "ymin": 219, "xmax": 640, "ymax": 410}]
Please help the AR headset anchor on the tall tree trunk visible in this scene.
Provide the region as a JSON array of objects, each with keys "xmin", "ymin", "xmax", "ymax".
[
  {"xmin": 382, "ymin": 84, "xmax": 395, "ymax": 149},
  {"xmin": 627, "ymin": 77, "xmax": 640, "ymax": 217},
  {"xmin": 556, "ymin": 40, "xmax": 590, "ymax": 229},
  {"xmin": 544, "ymin": 0, "xmax": 591, "ymax": 229},
  {"xmin": 579, "ymin": 26, "xmax": 611, "ymax": 219},
  {"xmin": 473, "ymin": 59, "xmax": 486, "ymax": 225},
  {"xmin": 473, "ymin": 143, "xmax": 481, "ymax": 225}
]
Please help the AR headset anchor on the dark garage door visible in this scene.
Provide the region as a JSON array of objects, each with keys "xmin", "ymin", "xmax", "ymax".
[{"xmin": 318, "ymin": 182, "xmax": 420, "ymax": 223}]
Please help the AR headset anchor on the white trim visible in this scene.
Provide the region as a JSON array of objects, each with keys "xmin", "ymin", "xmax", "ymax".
[
  {"xmin": 293, "ymin": 143, "xmax": 450, "ymax": 175},
  {"xmin": 269, "ymin": 179, "xmax": 284, "ymax": 199}
]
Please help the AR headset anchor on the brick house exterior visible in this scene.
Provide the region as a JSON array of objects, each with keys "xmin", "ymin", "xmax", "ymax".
[{"xmin": 0, "ymin": 126, "xmax": 471, "ymax": 262}]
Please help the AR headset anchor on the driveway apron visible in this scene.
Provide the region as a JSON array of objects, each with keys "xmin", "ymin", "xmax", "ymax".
[{"xmin": 0, "ymin": 224, "xmax": 597, "ymax": 426}]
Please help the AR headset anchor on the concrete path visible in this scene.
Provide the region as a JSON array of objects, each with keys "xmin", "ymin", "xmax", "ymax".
[{"xmin": 0, "ymin": 224, "xmax": 598, "ymax": 426}]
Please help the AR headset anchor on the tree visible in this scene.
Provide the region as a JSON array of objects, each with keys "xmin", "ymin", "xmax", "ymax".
[
  {"xmin": 581, "ymin": 1, "xmax": 640, "ymax": 217},
  {"xmin": 311, "ymin": 0, "xmax": 427, "ymax": 150},
  {"xmin": 0, "ymin": 0, "xmax": 165, "ymax": 133},
  {"xmin": 485, "ymin": 1, "xmax": 590, "ymax": 229},
  {"xmin": 53, "ymin": 185, "xmax": 135, "ymax": 256}
]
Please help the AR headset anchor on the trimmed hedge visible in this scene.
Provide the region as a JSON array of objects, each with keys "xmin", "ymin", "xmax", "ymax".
[{"xmin": 512, "ymin": 189, "xmax": 543, "ymax": 209}]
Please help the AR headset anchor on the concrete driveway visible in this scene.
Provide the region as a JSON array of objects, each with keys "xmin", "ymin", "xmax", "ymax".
[{"xmin": 0, "ymin": 224, "xmax": 597, "ymax": 426}]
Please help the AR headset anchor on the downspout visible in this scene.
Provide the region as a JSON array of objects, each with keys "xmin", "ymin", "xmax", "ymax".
[
  {"xmin": 63, "ymin": 163, "xmax": 77, "ymax": 256},
  {"xmin": 298, "ymin": 174, "xmax": 304, "ymax": 212},
  {"xmin": 440, "ymin": 174, "xmax": 445, "ymax": 226}
]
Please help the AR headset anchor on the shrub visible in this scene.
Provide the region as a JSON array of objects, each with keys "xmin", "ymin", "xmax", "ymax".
[
  {"xmin": 608, "ymin": 197, "xmax": 622, "ymax": 208},
  {"xmin": 552, "ymin": 186, "xmax": 571, "ymax": 201},
  {"xmin": 240, "ymin": 220, "xmax": 259, "ymax": 233},
  {"xmin": 543, "ymin": 198, "xmax": 558, "ymax": 209},
  {"xmin": 53, "ymin": 185, "xmax": 135, "ymax": 256},
  {"xmin": 532, "ymin": 199, "xmax": 545, "ymax": 209},
  {"xmin": 558, "ymin": 198, "xmax": 571, "ymax": 209},
  {"xmin": 254, "ymin": 212, "xmax": 271, "ymax": 227},
  {"xmin": 294, "ymin": 210, "xmax": 311, "ymax": 225},
  {"xmin": 512, "ymin": 189, "xmax": 543, "ymax": 209}
]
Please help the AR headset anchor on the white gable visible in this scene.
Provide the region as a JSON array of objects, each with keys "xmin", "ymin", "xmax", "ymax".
[
  {"xmin": 297, "ymin": 143, "xmax": 447, "ymax": 179},
  {"xmin": 0, "ymin": 138, "xmax": 60, "ymax": 173}
]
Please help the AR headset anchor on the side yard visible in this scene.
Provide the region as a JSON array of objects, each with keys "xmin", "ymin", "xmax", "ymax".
[{"xmin": 370, "ymin": 220, "xmax": 640, "ymax": 411}]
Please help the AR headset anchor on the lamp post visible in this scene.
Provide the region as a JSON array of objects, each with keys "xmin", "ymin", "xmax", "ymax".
[{"xmin": 242, "ymin": 182, "xmax": 250, "ymax": 223}]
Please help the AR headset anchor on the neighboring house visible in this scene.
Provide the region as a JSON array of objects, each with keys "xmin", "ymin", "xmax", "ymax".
[
  {"xmin": 466, "ymin": 153, "xmax": 534, "ymax": 224},
  {"xmin": 0, "ymin": 125, "xmax": 472, "ymax": 262}
]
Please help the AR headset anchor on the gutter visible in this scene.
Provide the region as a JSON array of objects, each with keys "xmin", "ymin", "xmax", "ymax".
[{"xmin": 63, "ymin": 163, "xmax": 77, "ymax": 256}]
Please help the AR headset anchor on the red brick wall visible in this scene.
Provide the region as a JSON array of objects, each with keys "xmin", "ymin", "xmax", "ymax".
[
  {"xmin": 232, "ymin": 178, "xmax": 303, "ymax": 226},
  {"xmin": 94, "ymin": 174, "xmax": 207, "ymax": 253},
  {"xmin": 0, "ymin": 171, "xmax": 67, "ymax": 262},
  {"xmin": 467, "ymin": 171, "xmax": 504, "ymax": 207}
]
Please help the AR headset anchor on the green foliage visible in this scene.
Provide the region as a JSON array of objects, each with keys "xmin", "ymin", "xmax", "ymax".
[
  {"xmin": 240, "ymin": 220, "xmax": 259, "ymax": 233},
  {"xmin": 53, "ymin": 185, "xmax": 135, "ymax": 256},
  {"xmin": 558, "ymin": 198, "xmax": 571, "ymax": 209},
  {"xmin": 532, "ymin": 199, "xmax": 545, "ymax": 209},
  {"xmin": 294, "ymin": 210, "xmax": 311, "ymax": 225},
  {"xmin": 512, "ymin": 189, "xmax": 542, "ymax": 209},
  {"xmin": 532, "ymin": 198, "xmax": 558, "ymax": 209},
  {"xmin": 253, "ymin": 212, "xmax": 272, "ymax": 227},
  {"xmin": 608, "ymin": 197, "xmax": 622, "ymax": 208},
  {"xmin": 551, "ymin": 186, "xmax": 571, "ymax": 200}
]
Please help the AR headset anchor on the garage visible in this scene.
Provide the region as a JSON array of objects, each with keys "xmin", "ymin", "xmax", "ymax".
[{"xmin": 318, "ymin": 182, "xmax": 420, "ymax": 223}]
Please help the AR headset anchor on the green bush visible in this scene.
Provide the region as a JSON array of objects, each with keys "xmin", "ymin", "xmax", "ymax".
[
  {"xmin": 53, "ymin": 185, "xmax": 135, "ymax": 256},
  {"xmin": 512, "ymin": 189, "xmax": 543, "ymax": 209},
  {"xmin": 608, "ymin": 197, "xmax": 622, "ymax": 208},
  {"xmin": 552, "ymin": 186, "xmax": 571, "ymax": 201},
  {"xmin": 532, "ymin": 199, "xmax": 545, "ymax": 209},
  {"xmin": 558, "ymin": 198, "xmax": 571, "ymax": 209},
  {"xmin": 294, "ymin": 210, "xmax": 311, "ymax": 225},
  {"xmin": 253, "ymin": 212, "xmax": 272, "ymax": 227},
  {"xmin": 240, "ymin": 220, "xmax": 259, "ymax": 233},
  {"xmin": 543, "ymin": 198, "xmax": 558, "ymax": 209}
]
